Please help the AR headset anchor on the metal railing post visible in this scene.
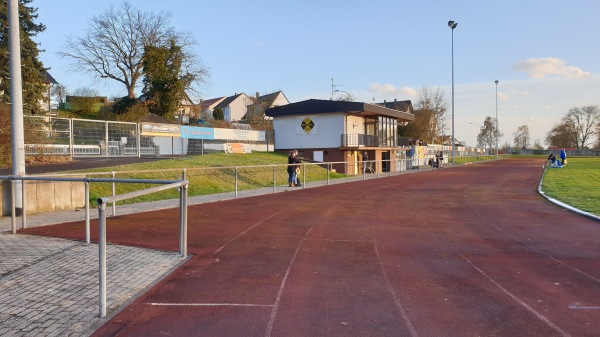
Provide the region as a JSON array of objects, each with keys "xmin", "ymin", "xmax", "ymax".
[
  {"xmin": 235, "ymin": 167, "xmax": 238, "ymax": 199},
  {"xmin": 85, "ymin": 181, "xmax": 90, "ymax": 244},
  {"xmin": 179, "ymin": 183, "xmax": 188, "ymax": 258},
  {"xmin": 21, "ymin": 178, "xmax": 26, "ymax": 229},
  {"xmin": 302, "ymin": 163, "xmax": 306, "ymax": 189},
  {"xmin": 111, "ymin": 172, "xmax": 116, "ymax": 216},
  {"xmin": 327, "ymin": 163, "xmax": 330, "ymax": 185},
  {"xmin": 98, "ymin": 199, "xmax": 107, "ymax": 318},
  {"xmin": 10, "ymin": 179, "xmax": 16, "ymax": 234},
  {"xmin": 273, "ymin": 165, "xmax": 276, "ymax": 193}
]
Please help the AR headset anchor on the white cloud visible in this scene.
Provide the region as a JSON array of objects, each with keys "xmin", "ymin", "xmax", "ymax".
[
  {"xmin": 498, "ymin": 92, "xmax": 508, "ymax": 101},
  {"xmin": 512, "ymin": 57, "xmax": 591, "ymax": 79},
  {"xmin": 368, "ymin": 83, "xmax": 418, "ymax": 98}
]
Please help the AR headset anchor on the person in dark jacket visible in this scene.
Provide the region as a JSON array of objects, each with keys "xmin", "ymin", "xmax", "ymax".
[
  {"xmin": 560, "ymin": 149, "xmax": 567, "ymax": 165},
  {"xmin": 287, "ymin": 150, "xmax": 301, "ymax": 187}
]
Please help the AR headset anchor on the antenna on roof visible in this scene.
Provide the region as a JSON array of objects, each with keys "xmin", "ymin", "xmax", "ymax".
[{"xmin": 330, "ymin": 78, "xmax": 345, "ymax": 100}]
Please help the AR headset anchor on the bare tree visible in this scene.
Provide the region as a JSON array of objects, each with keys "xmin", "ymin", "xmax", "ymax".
[
  {"xmin": 51, "ymin": 83, "xmax": 67, "ymax": 104},
  {"xmin": 414, "ymin": 86, "xmax": 447, "ymax": 143},
  {"xmin": 513, "ymin": 125, "xmax": 530, "ymax": 150},
  {"xmin": 59, "ymin": 1, "xmax": 207, "ymax": 99},
  {"xmin": 476, "ymin": 116, "xmax": 502, "ymax": 154},
  {"xmin": 564, "ymin": 105, "xmax": 599, "ymax": 149}
]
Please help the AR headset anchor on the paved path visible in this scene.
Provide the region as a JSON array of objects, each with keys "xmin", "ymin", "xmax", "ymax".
[{"xmin": 0, "ymin": 234, "xmax": 184, "ymax": 336}]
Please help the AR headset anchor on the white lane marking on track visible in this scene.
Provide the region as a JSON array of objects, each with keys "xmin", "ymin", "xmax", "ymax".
[
  {"xmin": 264, "ymin": 227, "xmax": 313, "ymax": 337},
  {"xmin": 461, "ymin": 254, "xmax": 571, "ymax": 337},
  {"xmin": 213, "ymin": 209, "xmax": 285, "ymax": 255},
  {"xmin": 149, "ymin": 303, "xmax": 273, "ymax": 307},
  {"xmin": 569, "ymin": 303, "xmax": 600, "ymax": 310},
  {"xmin": 548, "ymin": 256, "xmax": 600, "ymax": 283},
  {"xmin": 373, "ymin": 241, "xmax": 419, "ymax": 337}
]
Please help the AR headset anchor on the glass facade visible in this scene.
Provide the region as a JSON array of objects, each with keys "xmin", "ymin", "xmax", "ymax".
[{"xmin": 377, "ymin": 116, "xmax": 397, "ymax": 147}]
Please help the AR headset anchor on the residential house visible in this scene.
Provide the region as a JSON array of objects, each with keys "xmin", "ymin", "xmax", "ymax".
[
  {"xmin": 199, "ymin": 96, "xmax": 225, "ymax": 120},
  {"xmin": 175, "ymin": 92, "xmax": 200, "ymax": 124},
  {"xmin": 245, "ymin": 91, "xmax": 290, "ymax": 121},
  {"xmin": 212, "ymin": 93, "xmax": 253, "ymax": 122},
  {"xmin": 41, "ymin": 70, "xmax": 58, "ymax": 114},
  {"xmin": 265, "ymin": 99, "xmax": 415, "ymax": 174}
]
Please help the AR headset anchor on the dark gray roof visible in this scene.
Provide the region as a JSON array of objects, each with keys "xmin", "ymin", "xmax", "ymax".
[
  {"xmin": 265, "ymin": 99, "xmax": 415, "ymax": 121},
  {"xmin": 215, "ymin": 93, "xmax": 244, "ymax": 109},
  {"xmin": 375, "ymin": 100, "xmax": 413, "ymax": 113},
  {"xmin": 42, "ymin": 70, "xmax": 58, "ymax": 84}
]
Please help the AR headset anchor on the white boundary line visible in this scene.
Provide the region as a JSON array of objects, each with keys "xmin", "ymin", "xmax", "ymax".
[
  {"xmin": 373, "ymin": 240, "xmax": 419, "ymax": 337},
  {"xmin": 213, "ymin": 209, "xmax": 285, "ymax": 255},
  {"xmin": 149, "ymin": 303, "xmax": 273, "ymax": 307},
  {"xmin": 264, "ymin": 227, "xmax": 313, "ymax": 337},
  {"xmin": 461, "ymin": 254, "xmax": 570, "ymax": 337}
]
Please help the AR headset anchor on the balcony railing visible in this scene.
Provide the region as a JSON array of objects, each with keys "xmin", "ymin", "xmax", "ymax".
[{"xmin": 341, "ymin": 134, "xmax": 379, "ymax": 147}]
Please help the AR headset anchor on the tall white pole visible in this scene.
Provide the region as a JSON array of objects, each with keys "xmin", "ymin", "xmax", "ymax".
[
  {"xmin": 448, "ymin": 21, "xmax": 458, "ymax": 164},
  {"xmin": 8, "ymin": 0, "xmax": 26, "ymax": 212},
  {"xmin": 495, "ymin": 80, "xmax": 499, "ymax": 157}
]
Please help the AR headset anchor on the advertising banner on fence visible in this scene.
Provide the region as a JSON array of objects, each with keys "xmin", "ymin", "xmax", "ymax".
[
  {"xmin": 142, "ymin": 123, "xmax": 265, "ymax": 141},
  {"xmin": 213, "ymin": 128, "xmax": 265, "ymax": 141},
  {"xmin": 141, "ymin": 123, "xmax": 181, "ymax": 137},
  {"xmin": 181, "ymin": 126, "xmax": 214, "ymax": 139}
]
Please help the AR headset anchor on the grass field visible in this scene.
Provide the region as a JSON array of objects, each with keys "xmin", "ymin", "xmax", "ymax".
[
  {"xmin": 67, "ymin": 152, "xmax": 346, "ymax": 206},
  {"xmin": 542, "ymin": 157, "xmax": 600, "ymax": 216}
]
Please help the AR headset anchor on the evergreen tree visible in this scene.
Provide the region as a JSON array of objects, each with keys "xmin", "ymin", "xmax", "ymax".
[
  {"xmin": 0, "ymin": 0, "xmax": 47, "ymax": 114},
  {"xmin": 142, "ymin": 40, "xmax": 185, "ymax": 119}
]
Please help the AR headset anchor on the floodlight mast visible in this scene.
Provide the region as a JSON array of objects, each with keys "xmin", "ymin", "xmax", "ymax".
[{"xmin": 448, "ymin": 20, "xmax": 457, "ymax": 163}]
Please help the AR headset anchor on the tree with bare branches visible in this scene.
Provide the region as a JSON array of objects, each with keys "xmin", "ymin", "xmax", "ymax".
[
  {"xmin": 564, "ymin": 105, "xmax": 599, "ymax": 149},
  {"xmin": 414, "ymin": 87, "xmax": 447, "ymax": 143},
  {"xmin": 59, "ymin": 1, "xmax": 208, "ymax": 99},
  {"xmin": 513, "ymin": 125, "xmax": 530, "ymax": 150},
  {"xmin": 476, "ymin": 116, "xmax": 502, "ymax": 154}
]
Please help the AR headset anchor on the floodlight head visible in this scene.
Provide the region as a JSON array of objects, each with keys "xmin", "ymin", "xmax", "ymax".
[
  {"xmin": 495, "ymin": 80, "xmax": 499, "ymax": 84},
  {"xmin": 448, "ymin": 20, "xmax": 458, "ymax": 29}
]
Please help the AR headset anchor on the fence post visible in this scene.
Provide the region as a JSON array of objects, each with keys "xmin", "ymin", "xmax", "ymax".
[
  {"xmin": 111, "ymin": 172, "xmax": 116, "ymax": 216},
  {"xmin": 69, "ymin": 118, "xmax": 74, "ymax": 160},
  {"xmin": 21, "ymin": 179, "xmax": 26, "ymax": 229},
  {"xmin": 273, "ymin": 165, "xmax": 276, "ymax": 193},
  {"xmin": 235, "ymin": 167, "xmax": 238, "ymax": 199},
  {"xmin": 179, "ymin": 182, "xmax": 188, "ymax": 258},
  {"xmin": 105, "ymin": 120, "xmax": 109, "ymax": 158},
  {"xmin": 98, "ymin": 199, "xmax": 107, "ymax": 318},
  {"xmin": 10, "ymin": 179, "xmax": 16, "ymax": 234},
  {"xmin": 85, "ymin": 181, "xmax": 90, "ymax": 244},
  {"xmin": 302, "ymin": 163, "xmax": 306, "ymax": 189},
  {"xmin": 327, "ymin": 163, "xmax": 330, "ymax": 185}
]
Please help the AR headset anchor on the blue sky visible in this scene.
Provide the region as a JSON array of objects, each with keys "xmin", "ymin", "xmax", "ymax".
[{"xmin": 36, "ymin": 0, "xmax": 600, "ymax": 147}]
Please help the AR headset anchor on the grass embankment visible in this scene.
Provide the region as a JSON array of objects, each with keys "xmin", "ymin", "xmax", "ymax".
[
  {"xmin": 67, "ymin": 152, "xmax": 345, "ymax": 205},
  {"xmin": 542, "ymin": 157, "xmax": 600, "ymax": 216}
]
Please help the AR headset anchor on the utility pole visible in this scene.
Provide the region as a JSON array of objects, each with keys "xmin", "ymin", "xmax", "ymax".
[{"xmin": 8, "ymin": 0, "xmax": 26, "ymax": 213}]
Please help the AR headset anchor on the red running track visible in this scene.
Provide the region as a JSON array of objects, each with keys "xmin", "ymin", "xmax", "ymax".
[{"xmin": 23, "ymin": 159, "xmax": 600, "ymax": 337}]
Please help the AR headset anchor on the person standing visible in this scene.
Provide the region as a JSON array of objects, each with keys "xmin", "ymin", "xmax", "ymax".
[
  {"xmin": 287, "ymin": 150, "xmax": 301, "ymax": 187},
  {"xmin": 560, "ymin": 149, "xmax": 567, "ymax": 165}
]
